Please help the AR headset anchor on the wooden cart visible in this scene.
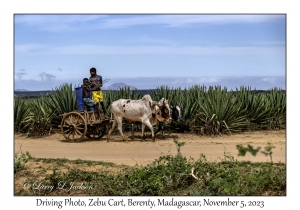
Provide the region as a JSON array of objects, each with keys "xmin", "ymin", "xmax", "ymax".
[{"xmin": 58, "ymin": 87, "xmax": 111, "ymax": 142}]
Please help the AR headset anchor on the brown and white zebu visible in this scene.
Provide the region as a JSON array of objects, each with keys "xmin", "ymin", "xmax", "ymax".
[{"xmin": 107, "ymin": 94, "xmax": 171, "ymax": 142}]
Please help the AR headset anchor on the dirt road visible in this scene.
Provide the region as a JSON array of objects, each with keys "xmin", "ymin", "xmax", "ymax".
[{"xmin": 14, "ymin": 130, "xmax": 286, "ymax": 166}]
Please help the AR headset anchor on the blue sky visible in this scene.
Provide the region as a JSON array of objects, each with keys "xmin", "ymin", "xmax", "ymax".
[{"xmin": 14, "ymin": 14, "xmax": 286, "ymax": 91}]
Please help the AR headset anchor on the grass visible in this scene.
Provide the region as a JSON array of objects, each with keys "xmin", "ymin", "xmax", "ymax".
[{"xmin": 14, "ymin": 140, "xmax": 286, "ymax": 196}]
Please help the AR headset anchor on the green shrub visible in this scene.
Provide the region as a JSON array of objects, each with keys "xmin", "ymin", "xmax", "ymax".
[
  {"xmin": 14, "ymin": 85, "xmax": 286, "ymax": 135},
  {"xmin": 21, "ymin": 98, "xmax": 56, "ymax": 137},
  {"xmin": 14, "ymin": 151, "xmax": 31, "ymax": 173}
]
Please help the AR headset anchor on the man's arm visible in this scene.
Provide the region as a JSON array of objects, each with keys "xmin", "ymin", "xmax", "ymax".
[
  {"xmin": 91, "ymin": 75, "xmax": 102, "ymax": 90},
  {"xmin": 82, "ymin": 84, "xmax": 91, "ymax": 91}
]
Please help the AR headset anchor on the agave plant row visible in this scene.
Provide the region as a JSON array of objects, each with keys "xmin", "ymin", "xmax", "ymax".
[{"xmin": 14, "ymin": 84, "xmax": 286, "ymax": 137}]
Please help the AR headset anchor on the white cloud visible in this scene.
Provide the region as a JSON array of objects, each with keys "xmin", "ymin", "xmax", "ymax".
[
  {"xmin": 14, "ymin": 79, "xmax": 68, "ymax": 91},
  {"xmin": 260, "ymin": 77, "xmax": 277, "ymax": 83},
  {"xmin": 98, "ymin": 15, "xmax": 284, "ymax": 29},
  {"xmin": 186, "ymin": 78, "xmax": 193, "ymax": 83},
  {"xmin": 17, "ymin": 69, "xmax": 27, "ymax": 75},
  {"xmin": 14, "ymin": 14, "xmax": 285, "ymax": 31},
  {"xmin": 39, "ymin": 72, "xmax": 56, "ymax": 81},
  {"xmin": 41, "ymin": 44, "xmax": 284, "ymax": 56},
  {"xmin": 127, "ymin": 35, "xmax": 175, "ymax": 46},
  {"xmin": 14, "ymin": 73, "xmax": 22, "ymax": 82},
  {"xmin": 15, "ymin": 15, "xmax": 106, "ymax": 32},
  {"xmin": 186, "ymin": 77, "xmax": 220, "ymax": 84},
  {"xmin": 14, "ymin": 69, "xmax": 28, "ymax": 82},
  {"xmin": 198, "ymin": 77, "xmax": 220, "ymax": 83},
  {"xmin": 238, "ymin": 41, "xmax": 285, "ymax": 46},
  {"xmin": 15, "ymin": 43, "xmax": 47, "ymax": 53}
]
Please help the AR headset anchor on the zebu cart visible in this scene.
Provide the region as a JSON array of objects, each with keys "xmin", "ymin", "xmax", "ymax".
[{"xmin": 58, "ymin": 87, "xmax": 110, "ymax": 142}]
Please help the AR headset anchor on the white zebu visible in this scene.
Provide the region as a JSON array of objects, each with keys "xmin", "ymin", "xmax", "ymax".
[{"xmin": 107, "ymin": 94, "xmax": 171, "ymax": 142}]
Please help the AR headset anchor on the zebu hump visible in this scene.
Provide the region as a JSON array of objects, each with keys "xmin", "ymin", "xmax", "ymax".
[{"xmin": 141, "ymin": 94, "xmax": 153, "ymax": 102}]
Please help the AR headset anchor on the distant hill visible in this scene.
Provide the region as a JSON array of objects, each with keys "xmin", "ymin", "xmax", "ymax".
[
  {"xmin": 14, "ymin": 90, "xmax": 52, "ymax": 98},
  {"xmin": 104, "ymin": 83, "xmax": 137, "ymax": 90},
  {"xmin": 15, "ymin": 89, "xmax": 28, "ymax": 91}
]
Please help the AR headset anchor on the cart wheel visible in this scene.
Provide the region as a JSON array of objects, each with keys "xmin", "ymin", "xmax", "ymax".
[
  {"xmin": 86, "ymin": 124, "xmax": 107, "ymax": 140},
  {"xmin": 60, "ymin": 112, "xmax": 87, "ymax": 142}
]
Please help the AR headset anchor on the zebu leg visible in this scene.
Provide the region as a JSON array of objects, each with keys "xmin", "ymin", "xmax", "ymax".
[
  {"xmin": 115, "ymin": 117, "xmax": 126, "ymax": 142},
  {"xmin": 141, "ymin": 123, "xmax": 146, "ymax": 141},
  {"xmin": 131, "ymin": 123, "xmax": 135, "ymax": 140},
  {"xmin": 144, "ymin": 120, "xmax": 155, "ymax": 142},
  {"xmin": 155, "ymin": 122, "xmax": 165, "ymax": 139},
  {"xmin": 107, "ymin": 117, "xmax": 117, "ymax": 142},
  {"xmin": 154, "ymin": 122, "xmax": 162, "ymax": 135}
]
